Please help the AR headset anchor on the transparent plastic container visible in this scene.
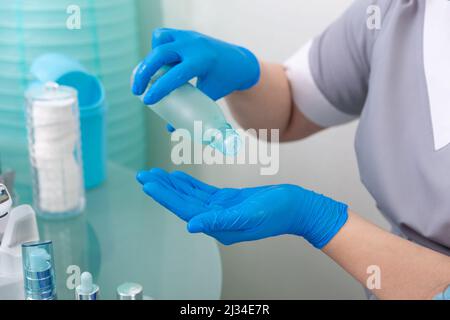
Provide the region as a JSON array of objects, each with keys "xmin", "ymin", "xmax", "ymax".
[
  {"xmin": 135, "ymin": 66, "xmax": 242, "ymax": 156},
  {"xmin": 25, "ymin": 82, "xmax": 85, "ymax": 218},
  {"xmin": 22, "ymin": 240, "xmax": 57, "ymax": 300}
]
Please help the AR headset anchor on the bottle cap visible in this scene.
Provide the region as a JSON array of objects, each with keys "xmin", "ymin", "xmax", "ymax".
[
  {"xmin": 208, "ymin": 124, "xmax": 241, "ymax": 156},
  {"xmin": 116, "ymin": 282, "xmax": 144, "ymax": 300}
]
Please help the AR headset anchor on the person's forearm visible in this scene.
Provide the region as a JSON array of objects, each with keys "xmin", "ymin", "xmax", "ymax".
[
  {"xmin": 323, "ymin": 211, "xmax": 450, "ymax": 300},
  {"xmin": 226, "ymin": 61, "xmax": 322, "ymax": 141}
]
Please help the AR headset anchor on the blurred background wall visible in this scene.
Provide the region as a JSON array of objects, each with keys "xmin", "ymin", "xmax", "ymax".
[{"xmin": 136, "ymin": 0, "xmax": 390, "ymax": 299}]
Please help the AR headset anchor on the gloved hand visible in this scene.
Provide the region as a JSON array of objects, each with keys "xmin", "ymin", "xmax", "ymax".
[
  {"xmin": 132, "ymin": 28, "xmax": 260, "ymax": 105},
  {"xmin": 136, "ymin": 169, "xmax": 348, "ymax": 248}
]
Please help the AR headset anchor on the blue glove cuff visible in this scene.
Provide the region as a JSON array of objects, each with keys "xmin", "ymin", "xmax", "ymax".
[
  {"xmin": 290, "ymin": 190, "xmax": 349, "ymax": 249},
  {"xmin": 308, "ymin": 201, "xmax": 349, "ymax": 249}
]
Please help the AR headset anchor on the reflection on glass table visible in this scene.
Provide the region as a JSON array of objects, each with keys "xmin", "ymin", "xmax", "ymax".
[{"xmin": 37, "ymin": 163, "xmax": 222, "ymax": 300}]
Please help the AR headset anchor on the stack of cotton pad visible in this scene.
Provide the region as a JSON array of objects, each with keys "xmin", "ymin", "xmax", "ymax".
[{"xmin": 27, "ymin": 83, "xmax": 84, "ymax": 215}]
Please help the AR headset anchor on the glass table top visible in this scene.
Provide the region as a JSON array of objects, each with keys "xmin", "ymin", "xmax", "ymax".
[{"xmin": 37, "ymin": 163, "xmax": 222, "ymax": 300}]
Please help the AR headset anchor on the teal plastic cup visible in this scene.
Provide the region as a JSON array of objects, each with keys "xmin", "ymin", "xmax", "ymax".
[
  {"xmin": 0, "ymin": 35, "xmax": 136, "ymax": 61},
  {"xmin": 1, "ymin": 0, "xmax": 131, "ymax": 11},
  {"xmin": 0, "ymin": 3, "xmax": 135, "ymax": 28},
  {"xmin": 1, "ymin": 25, "xmax": 135, "ymax": 47},
  {"xmin": 0, "ymin": 109, "xmax": 25, "ymax": 128},
  {"xmin": 31, "ymin": 53, "xmax": 107, "ymax": 189}
]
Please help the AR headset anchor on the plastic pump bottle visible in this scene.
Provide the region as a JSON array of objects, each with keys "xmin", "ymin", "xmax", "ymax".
[
  {"xmin": 135, "ymin": 66, "xmax": 241, "ymax": 156},
  {"xmin": 22, "ymin": 241, "xmax": 57, "ymax": 300}
]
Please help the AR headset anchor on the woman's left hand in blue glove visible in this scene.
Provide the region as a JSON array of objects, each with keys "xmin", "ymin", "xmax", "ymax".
[{"xmin": 136, "ymin": 169, "xmax": 348, "ymax": 248}]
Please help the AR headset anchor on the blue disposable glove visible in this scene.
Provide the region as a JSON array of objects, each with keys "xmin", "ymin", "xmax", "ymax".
[
  {"xmin": 132, "ymin": 28, "xmax": 260, "ymax": 105},
  {"xmin": 136, "ymin": 169, "xmax": 348, "ymax": 248},
  {"xmin": 433, "ymin": 285, "xmax": 450, "ymax": 300}
]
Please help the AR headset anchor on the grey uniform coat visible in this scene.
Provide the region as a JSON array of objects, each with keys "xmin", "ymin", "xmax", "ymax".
[{"xmin": 285, "ymin": 0, "xmax": 450, "ymax": 255}]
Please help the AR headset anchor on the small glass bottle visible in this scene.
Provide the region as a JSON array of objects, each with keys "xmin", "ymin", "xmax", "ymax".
[
  {"xmin": 22, "ymin": 241, "xmax": 57, "ymax": 300},
  {"xmin": 25, "ymin": 82, "xmax": 85, "ymax": 218}
]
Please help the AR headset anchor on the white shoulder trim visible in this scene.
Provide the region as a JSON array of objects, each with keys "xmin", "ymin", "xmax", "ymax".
[
  {"xmin": 284, "ymin": 40, "xmax": 357, "ymax": 128},
  {"xmin": 423, "ymin": 0, "xmax": 450, "ymax": 151}
]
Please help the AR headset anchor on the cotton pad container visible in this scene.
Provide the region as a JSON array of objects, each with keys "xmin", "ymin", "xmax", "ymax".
[
  {"xmin": 30, "ymin": 53, "xmax": 107, "ymax": 190},
  {"xmin": 25, "ymin": 82, "xmax": 85, "ymax": 218}
]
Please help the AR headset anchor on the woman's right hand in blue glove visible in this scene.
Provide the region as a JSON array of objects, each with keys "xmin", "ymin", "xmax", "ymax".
[{"xmin": 132, "ymin": 28, "xmax": 260, "ymax": 105}]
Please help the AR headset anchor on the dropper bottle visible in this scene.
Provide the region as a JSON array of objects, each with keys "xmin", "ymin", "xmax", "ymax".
[
  {"xmin": 75, "ymin": 272, "xmax": 99, "ymax": 300},
  {"xmin": 134, "ymin": 66, "xmax": 242, "ymax": 156}
]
